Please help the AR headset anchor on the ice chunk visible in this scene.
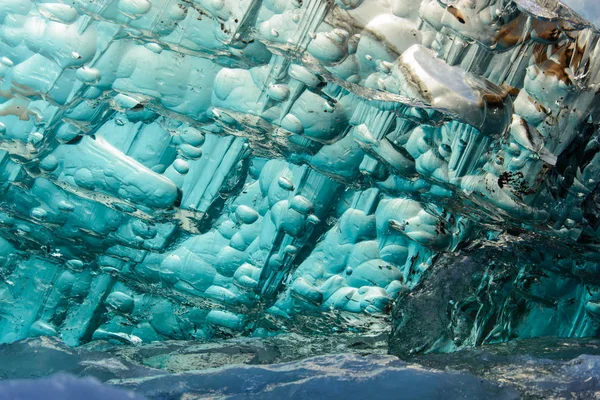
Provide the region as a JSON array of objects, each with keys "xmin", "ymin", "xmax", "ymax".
[{"xmin": 0, "ymin": 0, "xmax": 599, "ymax": 353}]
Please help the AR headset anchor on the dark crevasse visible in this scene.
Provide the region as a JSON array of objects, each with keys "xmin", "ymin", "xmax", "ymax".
[{"xmin": 390, "ymin": 233, "xmax": 600, "ymax": 356}]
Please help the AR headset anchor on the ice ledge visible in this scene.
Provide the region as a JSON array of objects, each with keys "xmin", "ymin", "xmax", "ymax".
[{"xmin": 515, "ymin": 0, "xmax": 600, "ymax": 30}]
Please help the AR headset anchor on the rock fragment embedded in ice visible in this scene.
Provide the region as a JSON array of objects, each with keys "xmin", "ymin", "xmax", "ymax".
[{"xmin": 0, "ymin": 0, "xmax": 598, "ymax": 351}]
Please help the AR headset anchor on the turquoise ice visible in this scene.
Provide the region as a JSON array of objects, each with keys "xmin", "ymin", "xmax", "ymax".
[{"xmin": 0, "ymin": 0, "xmax": 598, "ymax": 352}]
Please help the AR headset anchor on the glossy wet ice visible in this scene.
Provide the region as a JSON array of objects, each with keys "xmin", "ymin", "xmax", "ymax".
[{"xmin": 0, "ymin": 0, "xmax": 599, "ymax": 376}]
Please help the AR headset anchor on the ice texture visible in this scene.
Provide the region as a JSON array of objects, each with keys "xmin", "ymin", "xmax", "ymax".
[
  {"xmin": 391, "ymin": 233, "xmax": 600, "ymax": 356},
  {"xmin": 0, "ymin": 374, "xmax": 146, "ymax": 400},
  {"xmin": 0, "ymin": 356, "xmax": 519, "ymax": 399},
  {"xmin": 3, "ymin": 335, "xmax": 600, "ymax": 399},
  {"xmin": 0, "ymin": 335, "xmax": 518, "ymax": 399},
  {"xmin": 0, "ymin": 0, "xmax": 599, "ymax": 357}
]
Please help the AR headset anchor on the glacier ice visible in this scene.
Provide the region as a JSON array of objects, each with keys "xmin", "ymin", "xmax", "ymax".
[
  {"xmin": 0, "ymin": 0, "xmax": 599, "ymax": 374},
  {"xmin": 0, "ymin": 374, "xmax": 147, "ymax": 400},
  {"xmin": 3, "ymin": 335, "xmax": 600, "ymax": 398},
  {"xmin": 0, "ymin": 352, "xmax": 521, "ymax": 399}
]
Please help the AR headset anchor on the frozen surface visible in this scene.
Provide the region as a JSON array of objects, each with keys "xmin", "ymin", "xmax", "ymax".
[
  {"xmin": 0, "ymin": 357, "xmax": 518, "ymax": 400},
  {"xmin": 3, "ymin": 335, "xmax": 600, "ymax": 399},
  {"xmin": 0, "ymin": 0, "xmax": 599, "ymax": 389},
  {"xmin": 0, "ymin": 374, "xmax": 145, "ymax": 400},
  {"xmin": 112, "ymin": 353, "xmax": 518, "ymax": 399}
]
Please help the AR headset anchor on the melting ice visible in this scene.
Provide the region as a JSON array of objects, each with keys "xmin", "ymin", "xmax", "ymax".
[{"xmin": 0, "ymin": 0, "xmax": 600, "ymax": 397}]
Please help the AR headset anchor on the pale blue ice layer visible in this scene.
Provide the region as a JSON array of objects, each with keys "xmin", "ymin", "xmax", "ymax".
[
  {"xmin": 2, "ymin": 336, "xmax": 600, "ymax": 399},
  {"xmin": 0, "ymin": 356, "xmax": 519, "ymax": 400}
]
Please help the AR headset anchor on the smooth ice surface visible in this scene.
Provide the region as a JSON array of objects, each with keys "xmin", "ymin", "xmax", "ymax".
[
  {"xmin": 3, "ymin": 335, "xmax": 600, "ymax": 399},
  {"xmin": 0, "ymin": 375, "xmax": 145, "ymax": 400},
  {"xmin": 0, "ymin": 335, "xmax": 525, "ymax": 399},
  {"xmin": 0, "ymin": 358, "xmax": 519, "ymax": 399},
  {"xmin": 113, "ymin": 354, "xmax": 519, "ymax": 399}
]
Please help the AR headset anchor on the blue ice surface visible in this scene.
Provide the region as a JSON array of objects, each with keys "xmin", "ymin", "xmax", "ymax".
[
  {"xmin": 561, "ymin": 0, "xmax": 600, "ymax": 27},
  {"xmin": 0, "ymin": 374, "xmax": 145, "ymax": 400},
  {"xmin": 0, "ymin": 355, "xmax": 519, "ymax": 400},
  {"xmin": 3, "ymin": 336, "xmax": 600, "ymax": 399}
]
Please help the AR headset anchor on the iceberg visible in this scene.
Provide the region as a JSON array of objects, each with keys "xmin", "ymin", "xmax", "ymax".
[{"xmin": 0, "ymin": 0, "xmax": 599, "ymax": 396}]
